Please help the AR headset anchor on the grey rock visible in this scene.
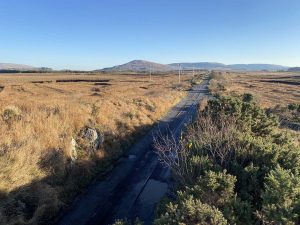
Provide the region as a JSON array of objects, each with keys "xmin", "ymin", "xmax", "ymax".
[
  {"xmin": 80, "ymin": 127, "xmax": 104, "ymax": 153},
  {"xmin": 69, "ymin": 137, "xmax": 77, "ymax": 162}
]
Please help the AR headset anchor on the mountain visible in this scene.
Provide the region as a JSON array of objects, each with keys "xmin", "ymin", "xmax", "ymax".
[
  {"xmin": 0, "ymin": 63, "xmax": 53, "ymax": 72},
  {"xmin": 170, "ymin": 63, "xmax": 288, "ymax": 71},
  {"xmin": 0, "ymin": 63, "xmax": 37, "ymax": 71},
  {"xmin": 288, "ymin": 67, "xmax": 300, "ymax": 72},
  {"xmin": 99, "ymin": 60, "xmax": 289, "ymax": 72},
  {"xmin": 229, "ymin": 64, "xmax": 289, "ymax": 71},
  {"xmin": 100, "ymin": 60, "xmax": 177, "ymax": 72},
  {"xmin": 169, "ymin": 62, "xmax": 229, "ymax": 70}
]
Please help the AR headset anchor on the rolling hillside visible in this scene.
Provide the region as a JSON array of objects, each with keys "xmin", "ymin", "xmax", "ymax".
[
  {"xmin": 0, "ymin": 63, "xmax": 37, "ymax": 70},
  {"xmin": 100, "ymin": 60, "xmax": 177, "ymax": 72},
  {"xmin": 100, "ymin": 60, "xmax": 289, "ymax": 72},
  {"xmin": 169, "ymin": 62, "xmax": 229, "ymax": 70},
  {"xmin": 0, "ymin": 63, "xmax": 52, "ymax": 71}
]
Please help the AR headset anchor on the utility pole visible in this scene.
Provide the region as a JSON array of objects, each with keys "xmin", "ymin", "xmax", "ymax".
[
  {"xmin": 149, "ymin": 65, "xmax": 152, "ymax": 82},
  {"xmin": 178, "ymin": 64, "xmax": 181, "ymax": 83}
]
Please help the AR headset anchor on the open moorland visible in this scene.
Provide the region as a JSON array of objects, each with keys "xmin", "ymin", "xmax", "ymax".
[
  {"xmin": 209, "ymin": 71, "xmax": 300, "ymax": 108},
  {"xmin": 0, "ymin": 72, "xmax": 197, "ymax": 225},
  {"xmin": 209, "ymin": 71, "xmax": 300, "ymax": 132}
]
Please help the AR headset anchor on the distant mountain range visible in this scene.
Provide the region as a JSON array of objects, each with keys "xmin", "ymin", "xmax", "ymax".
[
  {"xmin": 100, "ymin": 60, "xmax": 289, "ymax": 72},
  {"xmin": 0, "ymin": 63, "xmax": 52, "ymax": 71},
  {"xmin": 0, "ymin": 63, "xmax": 37, "ymax": 70},
  {"xmin": 288, "ymin": 67, "xmax": 300, "ymax": 72},
  {"xmin": 172, "ymin": 63, "xmax": 289, "ymax": 71},
  {"xmin": 0, "ymin": 61, "xmax": 292, "ymax": 72}
]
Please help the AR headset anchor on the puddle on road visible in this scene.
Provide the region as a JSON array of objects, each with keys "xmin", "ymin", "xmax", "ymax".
[
  {"xmin": 135, "ymin": 179, "xmax": 168, "ymax": 224},
  {"xmin": 139, "ymin": 179, "xmax": 168, "ymax": 205}
]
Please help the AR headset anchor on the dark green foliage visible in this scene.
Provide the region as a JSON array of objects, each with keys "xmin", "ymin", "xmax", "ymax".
[
  {"xmin": 259, "ymin": 166, "xmax": 300, "ymax": 225},
  {"xmin": 178, "ymin": 171, "xmax": 253, "ymax": 225},
  {"xmin": 184, "ymin": 155, "xmax": 215, "ymax": 184},
  {"xmin": 154, "ymin": 195, "xmax": 227, "ymax": 225},
  {"xmin": 222, "ymin": 197, "xmax": 253, "ymax": 225},
  {"xmin": 112, "ymin": 219, "xmax": 143, "ymax": 225},
  {"xmin": 288, "ymin": 103, "xmax": 299, "ymax": 111},
  {"xmin": 155, "ymin": 95, "xmax": 300, "ymax": 224},
  {"xmin": 242, "ymin": 93, "xmax": 253, "ymax": 103},
  {"xmin": 186, "ymin": 170, "xmax": 236, "ymax": 208},
  {"xmin": 205, "ymin": 95, "xmax": 279, "ymax": 137}
]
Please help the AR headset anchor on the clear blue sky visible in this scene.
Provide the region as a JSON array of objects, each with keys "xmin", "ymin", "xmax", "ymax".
[{"xmin": 0, "ymin": 0, "xmax": 299, "ymax": 70}]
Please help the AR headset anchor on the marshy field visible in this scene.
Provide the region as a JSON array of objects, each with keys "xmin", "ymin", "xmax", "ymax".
[{"xmin": 0, "ymin": 72, "xmax": 194, "ymax": 224}]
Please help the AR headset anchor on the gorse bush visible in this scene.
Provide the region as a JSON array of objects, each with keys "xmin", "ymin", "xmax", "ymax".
[
  {"xmin": 258, "ymin": 166, "xmax": 300, "ymax": 225},
  {"xmin": 154, "ymin": 195, "xmax": 228, "ymax": 225},
  {"xmin": 112, "ymin": 219, "xmax": 143, "ymax": 225},
  {"xmin": 155, "ymin": 94, "xmax": 300, "ymax": 224}
]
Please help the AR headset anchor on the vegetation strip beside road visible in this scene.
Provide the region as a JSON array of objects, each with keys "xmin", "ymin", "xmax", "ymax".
[{"xmin": 152, "ymin": 93, "xmax": 300, "ymax": 225}]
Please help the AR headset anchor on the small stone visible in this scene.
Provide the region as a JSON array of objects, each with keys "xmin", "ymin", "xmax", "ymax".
[{"xmin": 70, "ymin": 137, "xmax": 77, "ymax": 161}]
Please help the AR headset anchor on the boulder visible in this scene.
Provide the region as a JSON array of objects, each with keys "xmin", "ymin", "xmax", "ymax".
[{"xmin": 79, "ymin": 127, "xmax": 104, "ymax": 153}]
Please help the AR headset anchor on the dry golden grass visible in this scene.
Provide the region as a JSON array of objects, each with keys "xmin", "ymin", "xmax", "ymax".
[
  {"xmin": 210, "ymin": 71, "xmax": 300, "ymax": 108},
  {"xmin": 0, "ymin": 72, "xmax": 194, "ymax": 224}
]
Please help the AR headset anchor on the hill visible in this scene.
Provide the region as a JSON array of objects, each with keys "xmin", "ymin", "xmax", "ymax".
[
  {"xmin": 0, "ymin": 63, "xmax": 37, "ymax": 70},
  {"xmin": 229, "ymin": 64, "xmax": 288, "ymax": 71},
  {"xmin": 169, "ymin": 62, "xmax": 229, "ymax": 70},
  {"xmin": 0, "ymin": 63, "xmax": 52, "ymax": 72},
  {"xmin": 99, "ymin": 60, "xmax": 289, "ymax": 72},
  {"xmin": 170, "ymin": 63, "xmax": 288, "ymax": 71},
  {"xmin": 100, "ymin": 60, "xmax": 177, "ymax": 72},
  {"xmin": 288, "ymin": 67, "xmax": 300, "ymax": 72}
]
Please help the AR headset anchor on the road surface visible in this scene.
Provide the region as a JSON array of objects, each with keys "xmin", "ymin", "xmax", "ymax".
[{"xmin": 57, "ymin": 78, "xmax": 209, "ymax": 225}]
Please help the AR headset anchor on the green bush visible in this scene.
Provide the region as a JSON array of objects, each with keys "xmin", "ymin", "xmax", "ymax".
[
  {"xmin": 178, "ymin": 171, "xmax": 253, "ymax": 224},
  {"xmin": 259, "ymin": 166, "xmax": 300, "ymax": 225},
  {"xmin": 180, "ymin": 170, "xmax": 236, "ymax": 208},
  {"xmin": 242, "ymin": 93, "xmax": 253, "ymax": 103},
  {"xmin": 205, "ymin": 95, "xmax": 278, "ymax": 136},
  {"xmin": 155, "ymin": 94, "xmax": 300, "ymax": 224},
  {"xmin": 112, "ymin": 219, "xmax": 143, "ymax": 225},
  {"xmin": 154, "ymin": 195, "xmax": 227, "ymax": 225}
]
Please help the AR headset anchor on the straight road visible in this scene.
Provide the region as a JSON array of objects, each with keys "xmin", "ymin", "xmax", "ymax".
[{"xmin": 57, "ymin": 78, "xmax": 210, "ymax": 225}]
